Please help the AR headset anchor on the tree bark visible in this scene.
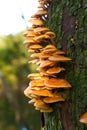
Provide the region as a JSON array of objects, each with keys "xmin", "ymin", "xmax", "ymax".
[{"xmin": 44, "ymin": 0, "xmax": 87, "ymax": 130}]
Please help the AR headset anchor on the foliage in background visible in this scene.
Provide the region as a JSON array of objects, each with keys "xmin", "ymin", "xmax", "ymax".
[{"xmin": 0, "ymin": 33, "xmax": 41, "ymax": 130}]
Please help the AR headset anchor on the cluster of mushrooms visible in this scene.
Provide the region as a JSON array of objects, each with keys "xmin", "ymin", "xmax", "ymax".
[{"xmin": 24, "ymin": 0, "xmax": 72, "ymax": 112}]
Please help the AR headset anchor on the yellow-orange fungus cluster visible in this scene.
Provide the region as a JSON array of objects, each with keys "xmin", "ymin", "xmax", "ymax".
[{"xmin": 24, "ymin": 0, "xmax": 71, "ymax": 112}]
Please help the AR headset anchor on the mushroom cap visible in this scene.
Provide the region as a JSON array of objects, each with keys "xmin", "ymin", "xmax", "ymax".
[
  {"xmin": 29, "ymin": 18, "xmax": 44, "ymax": 26},
  {"xmin": 53, "ymin": 50, "xmax": 65, "ymax": 55},
  {"xmin": 27, "ymin": 73, "xmax": 42, "ymax": 79},
  {"xmin": 34, "ymin": 27, "xmax": 49, "ymax": 33},
  {"xmin": 33, "ymin": 34, "xmax": 50, "ymax": 42},
  {"xmin": 44, "ymin": 44, "xmax": 56, "ymax": 49},
  {"xmin": 24, "ymin": 87, "xmax": 37, "ymax": 98},
  {"xmin": 30, "ymin": 52, "xmax": 41, "ymax": 58},
  {"xmin": 31, "ymin": 89, "xmax": 53, "ymax": 97},
  {"xmin": 79, "ymin": 112, "xmax": 87, "ymax": 124},
  {"xmin": 29, "ymin": 44, "xmax": 43, "ymax": 50},
  {"xmin": 42, "ymin": 45, "xmax": 57, "ymax": 54},
  {"xmin": 35, "ymin": 100, "xmax": 53, "ymax": 112},
  {"xmin": 23, "ymin": 30, "xmax": 29, "ymax": 37},
  {"xmin": 24, "ymin": 39, "xmax": 35, "ymax": 44},
  {"xmin": 39, "ymin": 60, "xmax": 54, "ymax": 68},
  {"xmin": 39, "ymin": 53, "xmax": 52, "ymax": 59},
  {"xmin": 24, "ymin": 87, "xmax": 53, "ymax": 97},
  {"xmin": 30, "ymin": 86, "xmax": 45, "ymax": 90},
  {"xmin": 47, "ymin": 67, "xmax": 65, "ymax": 74},
  {"xmin": 49, "ymin": 55, "xmax": 71, "ymax": 62},
  {"xmin": 45, "ymin": 31, "xmax": 55, "ymax": 38},
  {"xmin": 29, "ymin": 79, "xmax": 45, "ymax": 87},
  {"xmin": 42, "ymin": 48, "xmax": 57, "ymax": 54},
  {"xmin": 43, "ymin": 95, "xmax": 65, "ymax": 103},
  {"xmin": 27, "ymin": 31, "xmax": 36, "ymax": 37},
  {"xmin": 44, "ymin": 78, "xmax": 71, "ymax": 88},
  {"xmin": 31, "ymin": 10, "xmax": 47, "ymax": 18}
]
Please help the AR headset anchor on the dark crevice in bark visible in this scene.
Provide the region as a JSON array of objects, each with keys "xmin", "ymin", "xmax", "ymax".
[
  {"xmin": 60, "ymin": 101, "xmax": 73, "ymax": 130},
  {"xmin": 61, "ymin": 5, "xmax": 76, "ymax": 53},
  {"xmin": 60, "ymin": 5, "xmax": 76, "ymax": 130}
]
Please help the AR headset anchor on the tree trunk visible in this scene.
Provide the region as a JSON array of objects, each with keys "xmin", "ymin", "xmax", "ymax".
[{"xmin": 44, "ymin": 0, "xmax": 87, "ymax": 130}]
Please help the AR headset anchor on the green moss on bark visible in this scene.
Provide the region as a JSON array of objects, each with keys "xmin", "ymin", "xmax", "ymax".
[{"xmin": 44, "ymin": 0, "xmax": 87, "ymax": 130}]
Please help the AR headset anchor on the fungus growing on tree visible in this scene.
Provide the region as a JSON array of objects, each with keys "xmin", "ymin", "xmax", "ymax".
[
  {"xmin": 24, "ymin": 0, "xmax": 72, "ymax": 113},
  {"xmin": 79, "ymin": 112, "xmax": 87, "ymax": 124}
]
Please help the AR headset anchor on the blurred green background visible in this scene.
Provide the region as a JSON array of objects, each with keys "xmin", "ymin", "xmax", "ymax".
[{"xmin": 0, "ymin": 32, "xmax": 41, "ymax": 130}]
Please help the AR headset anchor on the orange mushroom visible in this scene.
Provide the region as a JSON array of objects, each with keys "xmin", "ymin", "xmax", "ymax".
[
  {"xmin": 29, "ymin": 18, "xmax": 44, "ymax": 26},
  {"xmin": 33, "ymin": 34, "xmax": 51, "ymax": 42},
  {"xmin": 43, "ymin": 95, "xmax": 65, "ymax": 103},
  {"xmin": 29, "ymin": 79, "xmax": 45, "ymax": 87},
  {"xmin": 34, "ymin": 99, "xmax": 53, "ymax": 112},
  {"xmin": 27, "ymin": 73, "xmax": 42, "ymax": 79},
  {"xmin": 49, "ymin": 55, "xmax": 71, "ymax": 62},
  {"xmin": 24, "ymin": 39, "xmax": 35, "ymax": 44},
  {"xmin": 30, "ymin": 52, "xmax": 41, "ymax": 58},
  {"xmin": 45, "ymin": 78, "xmax": 71, "ymax": 88},
  {"xmin": 45, "ymin": 31, "xmax": 55, "ymax": 38},
  {"xmin": 31, "ymin": 10, "xmax": 47, "ymax": 18},
  {"xmin": 79, "ymin": 112, "xmax": 87, "ymax": 124},
  {"xmin": 29, "ymin": 89, "xmax": 53, "ymax": 97},
  {"xmin": 39, "ymin": 60, "xmax": 55, "ymax": 68},
  {"xmin": 29, "ymin": 44, "xmax": 43, "ymax": 50},
  {"xmin": 34, "ymin": 27, "xmax": 49, "ymax": 33},
  {"xmin": 47, "ymin": 67, "xmax": 65, "ymax": 74}
]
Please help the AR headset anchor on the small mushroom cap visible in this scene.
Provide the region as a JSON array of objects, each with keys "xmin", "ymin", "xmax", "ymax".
[
  {"xmin": 27, "ymin": 31, "xmax": 36, "ymax": 37},
  {"xmin": 34, "ymin": 27, "xmax": 49, "ymax": 33},
  {"xmin": 45, "ymin": 31, "xmax": 55, "ymax": 38},
  {"xmin": 31, "ymin": 89, "xmax": 53, "ymax": 97},
  {"xmin": 44, "ymin": 44, "xmax": 56, "ymax": 49},
  {"xmin": 39, "ymin": 60, "xmax": 54, "ymax": 68},
  {"xmin": 24, "ymin": 87, "xmax": 37, "ymax": 98},
  {"xmin": 29, "ymin": 44, "xmax": 43, "ymax": 50},
  {"xmin": 34, "ymin": 99, "xmax": 53, "ymax": 112},
  {"xmin": 24, "ymin": 87, "xmax": 53, "ymax": 97},
  {"xmin": 47, "ymin": 67, "xmax": 65, "ymax": 74},
  {"xmin": 42, "ymin": 48, "xmax": 57, "ymax": 54},
  {"xmin": 43, "ymin": 95, "xmax": 65, "ymax": 103},
  {"xmin": 45, "ymin": 78, "xmax": 71, "ymax": 88},
  {"xmin": 33, "ymin": 34, "xmax": 50, "ymax": 42},
  {"xmin": 24, "ymin": 39, "xmax": 35, "ymax": 44},
  {"xmin": 30, "ymin": 52, "xmax": 41, "ymax": 58},
  {"xmin": 23, "ymin": 30, "xmax": 29, "ymax": 37},
  {"xmin": 53, "ymin": 50, "xmax": 65, "ymax": 55},
  {"xmin": 79, "ymin": 112, "xmax": 87, "ymax": 124},
  {"xmin": 27, "ymin": 73, "xmax": 42, "ymax": 79},
  {"xmin": 30, "ymin": 86, "xmax": 45, "ymax": 90},
  {"xmin": 39, "ymin": 53, "xmax": 51, "ymax": 59},
  {"xmin": 29, "ymin": 79, "xmax": 44, "ymax": 87},
  {"xmin": 31, "ymin": 10, "xmax": 47, "ymax": 18},
  {"xmin": 29, "ymin": 18, "xmax": 44, "ymax": 26},
  {"xmin": 42, "ymin": 45, "xmax": 57, "ymax": 54},
  {"xmin": 49, "ymin": 55, "xmax": 71, "ymax": 62}
]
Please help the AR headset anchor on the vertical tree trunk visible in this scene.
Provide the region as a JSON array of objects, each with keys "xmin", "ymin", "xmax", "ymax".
[{"xmin": 44, "ymin": 0, "xmax": 87, "ymax": 130}]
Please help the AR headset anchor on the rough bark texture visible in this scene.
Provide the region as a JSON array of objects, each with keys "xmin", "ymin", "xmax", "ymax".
[{"xmin": 44, "ymin": 0, "xmax": 87, "ymax": 130}]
